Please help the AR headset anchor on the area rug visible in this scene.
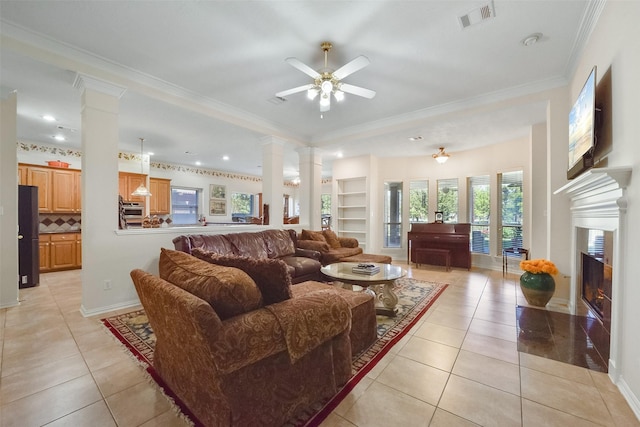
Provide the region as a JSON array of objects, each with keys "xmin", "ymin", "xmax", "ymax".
[{"xmin": 101, "ymin": 277, "xmax": 447, "ymax": 426}]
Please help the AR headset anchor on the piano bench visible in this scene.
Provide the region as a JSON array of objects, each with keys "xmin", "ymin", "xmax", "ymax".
[{"xmin": 414, "ymin": 248, "xmax": 451, "ymax": 272}]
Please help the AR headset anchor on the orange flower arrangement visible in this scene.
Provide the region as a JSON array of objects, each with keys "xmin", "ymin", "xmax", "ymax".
[{"xmin": 520, "ymin": 259, "xmax": 558, "ymax": 275}]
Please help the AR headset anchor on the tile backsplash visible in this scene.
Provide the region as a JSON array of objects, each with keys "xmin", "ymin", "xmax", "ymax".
[{"xmin": 39, "ymin": 215, "xmax": 82, "ymax": 233}]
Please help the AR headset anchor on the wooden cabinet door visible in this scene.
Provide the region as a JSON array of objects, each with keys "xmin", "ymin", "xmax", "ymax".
[
  {"xmin": 127, "ymin": 174, "xmax": 147, "ymax": 203},
  {"xmin": 50, "ymin": 234, "xmax": 76, "ymax": 270},
  {"xmin": 39, "ymin": 235, "xmax": 51, "ymax": 271},
  {"xmin": 26, "ymin": 167, "xmax": 52, "ymax": 212},
  {"xmin": 18, "ymin": 165, "xmax": 27, "ymax": 185},
  {"xmin": 74, "ymin": 171, "xmax": 81, "ymax": 211},
  {"xmin": 51, "ymin": 169, "xmax": 77, "ymax": 212},
  {"xmin": 76, "ymin": 234, "xmax": 82, "ymax": 267},
  {"xmin": 119, "ymin": 172, "xmax": 147, "ymax": 203},
  {"xmin": 149, "ymin": 178, "xmax": 171, "ymax": 214}
]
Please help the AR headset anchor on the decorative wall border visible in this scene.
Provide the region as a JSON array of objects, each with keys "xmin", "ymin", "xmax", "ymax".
[{"xmin": 18, "ymin": 141, "xmax": 333, "ymax": 187}]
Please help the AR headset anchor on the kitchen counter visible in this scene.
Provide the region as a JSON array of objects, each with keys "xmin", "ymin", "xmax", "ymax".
[{"xmin": 40, "ymin": 230, "xmax": 81, "ymax": 235}]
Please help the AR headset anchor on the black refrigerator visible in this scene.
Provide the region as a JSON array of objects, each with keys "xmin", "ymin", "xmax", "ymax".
[{"xmin": 18, "ymin": 185, "xmax": 40, "ymax": 288}]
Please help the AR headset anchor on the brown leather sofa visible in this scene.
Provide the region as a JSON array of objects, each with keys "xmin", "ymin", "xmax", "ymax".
[
  {"xmin": 131, "ymin": 249, "xmax": 354, "ymax": 426},
  {"xmin": 172, "ymin": 229, "xmax": 321, "ymax": 283}
]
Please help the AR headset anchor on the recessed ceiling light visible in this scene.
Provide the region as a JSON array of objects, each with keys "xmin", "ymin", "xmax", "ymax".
[
  {"xmin": 43, "ymin": 115, "xmax": 56, "ymax": 122},
  {"xmin": 222, "ymin": 155, "xmax": 229, "ymax": 161},
  {"xmin": 147, "ymin": 152, "xmax": 154, "ymax": 156},
  {"xmin": 522, "ymin": 33, "xmax": 542, "ymax": 47},
  {"xmin": 336, "ymin": 152, "xmax": 343, "ymax": 158},
  {"xmin": 409, "ymin": 136, "xmax": 423, "ymax": 141},
  {"xmin": 53, "ymin": 135, "xmax": 65, "ymax": 141},
  {"xmin": 195, "ymin": 161, "xmax": 201, "ymax": 166}
]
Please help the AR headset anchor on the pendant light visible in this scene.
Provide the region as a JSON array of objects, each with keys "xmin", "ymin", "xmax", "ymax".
[
  {"xmin": 131, "ymin": 137, "xmax": 152, "ymax": 197},
  {"xmin": 432, "ymin": 147, "xmax": 450, "ymax": 164}
]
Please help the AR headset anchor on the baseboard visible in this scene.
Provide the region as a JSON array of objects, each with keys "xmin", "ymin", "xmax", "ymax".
[
  {"xmin": 617, "ymin": 376, "xmax": 640, "ymax": 422},
  {"xmin": 80, "ymin": 298, "xmax": 140, "ymax": 317}
]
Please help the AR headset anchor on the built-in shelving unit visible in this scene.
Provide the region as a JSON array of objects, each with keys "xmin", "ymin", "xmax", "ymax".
[{"xmin": 337, "ymin": 177, "xmax": 368, "ymax": 250}]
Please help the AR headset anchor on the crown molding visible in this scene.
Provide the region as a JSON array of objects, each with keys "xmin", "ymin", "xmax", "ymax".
[{"xmin": 563, "ymin": 0, "xmax": 607, "ymax": 79}]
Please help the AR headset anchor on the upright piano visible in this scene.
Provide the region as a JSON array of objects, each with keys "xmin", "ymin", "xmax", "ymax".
[{"xmin": 407, "ymin": 223, "xmax": 471, "ymax": 270}]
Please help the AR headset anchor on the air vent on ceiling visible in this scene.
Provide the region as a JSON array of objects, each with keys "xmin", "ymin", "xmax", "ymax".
[
  {"xmin": 459, "ymin": 2, "xmax": 495, "ymax": 29},
  {"xmin": 267, "ymin": 96, "xmax": 287, "ymax": 105}
]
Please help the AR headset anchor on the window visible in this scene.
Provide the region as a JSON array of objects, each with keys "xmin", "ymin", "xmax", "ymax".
[
  {"xmin": 469, "ymin": 175, "xmax": 490, "ymax": 254},
  {"xmin": 437, "ymin": 178, "xmax": 458, "ymax": 223},
  {"xmin": 383, "ymin": 182, "xmax": 402, "ymax": 247},
  {"xmin": 171, "ymin": 187, "xmax": 201, "ymax": 225},
  {"xmin": 499, "ymin": 170, "xmax": 523, "ymax": 252},
  {"xmin": 409, "ymin": 180, "xmax": 428, "ymax": 223},
  {"xmin": 231, "ymin": 192, "xmax": 256, "ymax": 222},
  {"xmin": 321, "ymin": 194, "xmax": 331, "ymax": 215}
]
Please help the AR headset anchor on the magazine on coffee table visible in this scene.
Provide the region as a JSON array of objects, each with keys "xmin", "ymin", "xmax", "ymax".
[{"xmin": 352, "ymin": 263, "xmax": 380, "ymax": 275}]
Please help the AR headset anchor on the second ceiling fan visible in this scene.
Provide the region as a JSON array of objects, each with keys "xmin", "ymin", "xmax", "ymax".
[{"xmin": 276, "ymin": 42, "xmax": 376, "ymax": 112}]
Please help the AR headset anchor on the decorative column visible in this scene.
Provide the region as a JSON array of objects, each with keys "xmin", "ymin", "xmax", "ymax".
[
  {"xmin": 297, "ymin": 147, "xmax": 323, "ymax": 229},
  {"xmin": 73, "ymin": 73, "xmax": 126, "ymax": 313},
  {"xmin": 261, "ymin": 136, "xmax": 285, "ymax": 227}
]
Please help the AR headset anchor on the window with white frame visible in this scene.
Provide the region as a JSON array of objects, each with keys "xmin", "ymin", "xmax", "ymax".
[
  {"xmin": 409, "ymin": 180, "xmax": 429, "ymax": 223},
  {"xmin": 437, "ymin": 178, "xmax": 458, "ymax": 223},
  {"xmin": 231, "ymin": 192, "xmax": 256, "ymax": 222},
  {"xmin": 469, "ymin": 175, "xmax": 490, "ymax": 254},
  {"xmin": 499, "ymin": 170, "xmax": 524, "ymax": 252},
  {"xmin": 383, "ymin": 181, "xmax": 402, "ymax": 247}
]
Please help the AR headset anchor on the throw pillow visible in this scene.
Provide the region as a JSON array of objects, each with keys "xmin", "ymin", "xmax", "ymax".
[
  {"xmin": 322, "ymin": 229, "xmax": 342, "ymax": 249},
  {"xmin": 301, "ymin": 229, "xmax": 326, "ymax": 243},
  {"xmin": 159, "ymin": 248, "xmax": 263, "ymax": 320},
  {"xmin": 192, "ymin": 249, "xmax": 293, "ymax": 305}
]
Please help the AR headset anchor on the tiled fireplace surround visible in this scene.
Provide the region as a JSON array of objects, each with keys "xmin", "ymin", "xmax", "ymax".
[{"xmin": 554, "ymin": 167, "xmax": 632, "ymax": 384}]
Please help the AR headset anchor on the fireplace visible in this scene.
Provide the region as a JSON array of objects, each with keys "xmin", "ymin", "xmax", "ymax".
[
  {"xmin": 581, "ymin": 251, "xmax": 612, "ymax": 333},
  {"xmin": 554, "ymin": 167, "xmax": 631, "ymax": 378}
]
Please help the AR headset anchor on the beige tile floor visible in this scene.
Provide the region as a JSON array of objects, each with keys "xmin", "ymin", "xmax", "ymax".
[{"xmin": 1, "ymin": 266, "xmax": 638, "ymax": 427}]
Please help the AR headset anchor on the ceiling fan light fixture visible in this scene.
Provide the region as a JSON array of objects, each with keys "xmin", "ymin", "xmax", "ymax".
[
  {"xmin": 307, "ymin": 88, "xmax": 318, "ymax": 100},
  {"xmin": 320, "ymin": 94, "xmax": 330, "ymax": 107},
  {"xmin": 433, "ymin": 147, "xmax": 450, "ymax": 164},
  {"xmin": 334, "ymin": 90, "xmax": 344, "ymax": 102},
  {"xmin": 321, "ymin": 80, "xmax": 333, "ymax": 94}
]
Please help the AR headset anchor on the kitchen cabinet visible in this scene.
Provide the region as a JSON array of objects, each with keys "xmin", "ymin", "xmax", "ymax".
[
  {"xmin": 76, "ymin": 233, "xmax": 82, "ymax": 266},
  {"xmin": 23, "ymin": 166, "xmax": 53, "ymax": 212},
  {"xmin": 49, "ymin": 233, "xmax": 81, "ymax": 271},
  {"xmin": 149, "ymin": 178, "xmax": 171, "ymax": 214},
  {"xmin": 51, "ymin": 169, "xmax": 81, "ymax": 213},
  {"xmin": 50, "ymin": 233, "xmax": 76, "ymax": 270},
  {"xmin": 39, "ymin": 234, "xmax": 51, "ymax": 271},
  {"xmin": 119, "ymin": 172, "xmax": 147, "ymax": 204},
  {"xmin": 19, "ymin": 164, "xmax": 81, "ymax": 213}
]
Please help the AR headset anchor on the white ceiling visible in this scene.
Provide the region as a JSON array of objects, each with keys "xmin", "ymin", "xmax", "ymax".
[{"xmin": 0, "ymin": 1, "xmax": 595, "ymax": 179}]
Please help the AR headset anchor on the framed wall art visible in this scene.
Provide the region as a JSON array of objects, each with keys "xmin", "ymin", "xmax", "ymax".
[
  {"xmin": 210, "ymin": 184, "xmax": 226, "ymax": 199},
  {"xmin": 209, "ymin": 199, "xmax": 226, "ymax": 216}
]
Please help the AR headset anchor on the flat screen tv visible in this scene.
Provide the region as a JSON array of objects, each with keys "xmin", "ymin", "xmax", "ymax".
[{"xmin": 568, "ymin": 66, "xmax": 597, "ymax": 178}]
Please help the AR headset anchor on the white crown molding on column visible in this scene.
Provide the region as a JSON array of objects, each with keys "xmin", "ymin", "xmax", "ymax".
[{"xmin": 73, "ymin": 73, "xmax": 127, "ymax": 98}]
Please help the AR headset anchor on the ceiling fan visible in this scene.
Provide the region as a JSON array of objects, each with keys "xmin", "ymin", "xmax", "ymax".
[{"xmin": 276, "ymin": 42, "xmax": 376, "ymax": 112}]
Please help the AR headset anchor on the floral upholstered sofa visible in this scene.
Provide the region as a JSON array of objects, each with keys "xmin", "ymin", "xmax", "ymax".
[
  {"xmin": 130, "ymin": 248, "xmax": 377, "ymax": 426},
  {"xmin": 295, "ymin": 229, "xmax": 392, "ymax": 265}
]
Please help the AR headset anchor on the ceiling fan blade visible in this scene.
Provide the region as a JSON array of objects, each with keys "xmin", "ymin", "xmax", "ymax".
[
  {"xmin": 285, "ymin": 57, "xmax": 321, "ymax": 79},
  {"xmin": 332, "ymin": 55, "xmax": 370, "ymax": 80},
  {"xmin": 275, "ymin": 84, "xmax": 315, "ymax": 98},
  {"xmin": 340, "ymin": 83, "xmax": 376, "ymax": 99}
]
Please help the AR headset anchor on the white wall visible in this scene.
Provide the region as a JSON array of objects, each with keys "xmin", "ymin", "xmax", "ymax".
[
  {"xmin": 0, "ymin": 93, "xmax": 19, "ymax": 308},
  {"xmin": 566, "ymin": 0, "xmax": 640, "ymax": 415}
]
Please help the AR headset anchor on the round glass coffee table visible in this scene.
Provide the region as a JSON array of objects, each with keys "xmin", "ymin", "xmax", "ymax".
[{"xmin": 320, "ymin": 262, "xmax": 406, "ymax": 317}]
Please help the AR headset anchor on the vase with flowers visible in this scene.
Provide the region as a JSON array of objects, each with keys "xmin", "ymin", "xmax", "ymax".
[{"xmin": 519, "ymin": 259, "xmax": 558, "ymax": 307}]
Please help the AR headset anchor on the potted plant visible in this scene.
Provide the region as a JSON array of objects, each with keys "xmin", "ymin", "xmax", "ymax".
[{"xmin": 519, "ymin": 259, "xmax": 558, "ymax": 307}]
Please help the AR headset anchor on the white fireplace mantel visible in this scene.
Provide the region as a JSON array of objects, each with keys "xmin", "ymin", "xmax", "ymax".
[{"xmin": 554, "ymin": 166, "xmax": 631, "ymax": 380}]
